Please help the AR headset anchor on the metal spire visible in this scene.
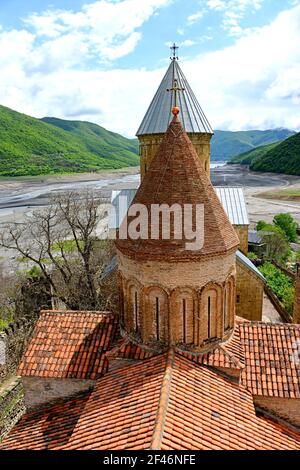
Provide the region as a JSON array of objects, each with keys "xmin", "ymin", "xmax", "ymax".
[
  {"xmin": 170, "ymin": 42, "xmax": 179, "ymax": 61},
  {"xmin": 136, "ymin": 44, "xmax": 213, "ymax": 136}
]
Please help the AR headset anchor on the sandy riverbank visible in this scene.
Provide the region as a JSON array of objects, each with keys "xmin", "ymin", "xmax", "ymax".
[{"xmin": 1, "ymin": 164, "xmax": 300, "ymax": 226}]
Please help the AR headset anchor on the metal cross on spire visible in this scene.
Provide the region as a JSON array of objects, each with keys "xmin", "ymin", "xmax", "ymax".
[
  {"xmin": 170, "ymin": 42, "xmax": 179, "ymax": 61},
  {"xmin": 167, "ymin": 78, "xmax": 185, "ymax": 107}
]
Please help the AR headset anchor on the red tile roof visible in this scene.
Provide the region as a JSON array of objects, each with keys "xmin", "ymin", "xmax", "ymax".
[
  {"xmin": 18, "ymin": 311, "xmax": 117, "ymax": 380},
  {"xmin": 2, "ymin": 350, "xmax": 299, "ymax": 450},
  {"xmin": 0, "ymin": 393, "xmax": 90, "ymax": 450},
  {"xmin": 239, "ymin": 322, "xmax": 300, "ymax": 398},
  {"xmin": 116, "ymin": 115, "xmax": 239, "ymax": 262}
]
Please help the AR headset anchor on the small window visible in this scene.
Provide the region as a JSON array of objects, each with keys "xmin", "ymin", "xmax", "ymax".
[
  {"xmin": 182, "ymin": 299, "xmax": 186, "ymax": 343},
  {"xmin": 207, "ymin": 296, "xmax": 211, "ymax": 338},
  {"xmin": 134, "ymin": 291, "xmax": 138, "ymax": 332},
  {"xmin": 236, "ymin": 294, "xmax": 240, "ymax": 304},
  {"xmin": 224, "ymin": 288, "xmax": 227, "ymax": 329},
  {"xmin": 155, "ymin": 297, "xmax": 160, "ymax": 340}
]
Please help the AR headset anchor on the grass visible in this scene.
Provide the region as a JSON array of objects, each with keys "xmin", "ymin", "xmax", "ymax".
[
  {"xmin": 0, "ymin": 104, "xmax": 139, "ymax": 177},
  {"xmin": 256, "ymin": 188, "xmax": 300, "ymax": 200}
]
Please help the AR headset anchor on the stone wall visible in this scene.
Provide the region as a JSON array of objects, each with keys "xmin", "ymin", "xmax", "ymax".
[
  {"xmin": 233, "ymin": 225, "xmax": 249, "ymax": 255},
  {"xmin": 0, "ymin": 378, "xmax": 25, "ymax": 441},
  {"xmin": 293, "ymin": 267, "xmax": 300, "ymax": 324},
  {"xmin": 0, "ymin": 318, "xmax": 35, "ymax": 383},
  {"xmin": 236, "ymin": 261, "xmax": 264, "ymax": 321},
  {"xmin": 139, "ymin": 132, "xmax": 212, "ymax": 180}
]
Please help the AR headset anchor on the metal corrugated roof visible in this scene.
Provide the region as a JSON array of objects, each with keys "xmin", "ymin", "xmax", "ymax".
[
  {"xmin": 136, "ymin": 59, "xmax": 213, "ymax": 136},
  {"xmin": 236, "ymin": 250, "xmax": 266, "ymax": 282},
  {"xmin": 110, "ymin": 187, "xmax": 249, "ymax": 229},
  {"xmin": 215, "ymin": 187, "xmax": 249, "ymax": 226},
  {"xmin": 248, "ymin": 230, "xmax": 264, "ymax": 245}
]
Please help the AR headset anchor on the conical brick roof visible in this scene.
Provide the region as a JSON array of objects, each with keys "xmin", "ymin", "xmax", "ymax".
[{"xmin": 116, "ymin": 115, "xmax": 239, "ymax": 261}]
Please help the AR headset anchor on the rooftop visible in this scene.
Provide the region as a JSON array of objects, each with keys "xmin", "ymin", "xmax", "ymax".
[
  {"xmin": 116, "ymin": 115, "xmax": 239, "ymax": 261},
  {"xmin": 136, "ymin": 58, "xmax": 213, "ymax": 136},
  {"xmin": 18, "ymin": 311, "xmax": 117, "ymax": 380},
  {"xmin": 2, "ymin": 350, "xmax": 299, "ymax": 450},
  {"xmin": 215, "ymin": 187, "xmax": 249, "ymax": 226}
]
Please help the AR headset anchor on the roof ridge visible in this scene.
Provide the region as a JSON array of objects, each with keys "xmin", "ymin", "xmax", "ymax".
[
  {"xmin": 218, "ymin": 343, "xmax": 244, "ymax": 369},
  {"xmin": 150, "ymin": 348, "xmax": 175, "ymax": 450}
]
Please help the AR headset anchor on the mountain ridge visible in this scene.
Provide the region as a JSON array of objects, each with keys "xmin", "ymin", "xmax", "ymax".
[
  {"xmin": 0, "ymin": 103, "xmax": 297, "ymax": 176},
  {"xmin": 229, "ymin": 131, "xmax": 300, "ymax": 176},
  {"xmin": 211, "ymin": 128, "xmax": 296, "ymax": 161},
  {"xmin": 0, "ymin": 105, "xmax": 139, "ymax": 177}
]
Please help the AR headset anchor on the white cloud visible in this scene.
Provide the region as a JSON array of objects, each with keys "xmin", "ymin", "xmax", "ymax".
[
  {"xmin": 183, "ymin": 4, "xmax": 300, "ymax": 131},
  {"xmin": 24, "ymin": 0, "xmax": 172, "ymax": 62},
  {"xmin": 0, "ymin": 1, "xmax": 300, "ymax": 137},
  {"xmin": 180, "ymin": 39, "xmax": 196, "ymax": 47},
  {"xmin": 187, "ymin": 10, "xmax": 206, "ymax": 25},
  {"xmin": 206, "ymin": 0, "xmax": 264, "ymax": 36},
  {"xmin": 177, "ymin": 27, "xmax": 185, "ymax": 36}
]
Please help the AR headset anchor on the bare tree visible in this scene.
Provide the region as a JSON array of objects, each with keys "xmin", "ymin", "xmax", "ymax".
[{"xmin": 0, "ymin": 191, "xmax": 116, "ymax": 311}]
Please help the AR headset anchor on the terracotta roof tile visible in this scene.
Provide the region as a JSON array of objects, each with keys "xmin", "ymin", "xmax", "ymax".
[
  {"xmin": 239, "ymin": 322, "xmax": 300, "ymax": 398},
  {"xmin": 2, "ymin": 351, "xmax": 299, "ymax": 450},
  {"xmin": 18, "ymin": 310, "xmax": 117, "ymax": 380},
  {"xmin": 116, "ymin": 115, "xmax": 239, "ymax": 261},
  {"xmin": 0, "ymin": 393, "xmax": 90, "ymax": 450}
]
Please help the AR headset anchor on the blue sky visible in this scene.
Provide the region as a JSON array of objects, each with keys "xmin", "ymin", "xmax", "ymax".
[{"xmin": 0, "ymin": 0, "xmax": 300, "ymax": 136}]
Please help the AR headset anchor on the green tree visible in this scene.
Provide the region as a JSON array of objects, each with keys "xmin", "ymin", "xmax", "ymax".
[
  {"xmin": 256, "ymin": 220, "xmax": 268, "ymax": 231},
  {"xmin": 273, "ymin": 213, "xmax": 298, "ymax": 243},
  {"xmin": 247, "ymin": 252, "xmax": 258, "ymax": 261},
  {"xmin": 259, "ymin": 262, "xmax": 294, "ymax": 315}
]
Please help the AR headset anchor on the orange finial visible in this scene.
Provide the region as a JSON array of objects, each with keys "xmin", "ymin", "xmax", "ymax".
[{"xmin": 172, "ymin": 106, "xmax": 180, "ymax": 115}]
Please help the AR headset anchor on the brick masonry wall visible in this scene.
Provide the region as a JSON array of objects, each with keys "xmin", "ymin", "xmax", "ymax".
[
  {"xmin": 254, "ymin": 396, "xmax": 300, "ymax": 427},
  {"xmin": 0, "ymin": 378, "xmax": 25, "ymax": 441},
  {"xmin": 118, "ymin": 251, "xmax": 236, "ymax": 289},
  {"xmin": 118, "ymin": 251, "xmax": 236, "ymax": 350},
  {"xmin": 236, "ymin": 261, "xmax": 263, "ymax": 321},
  {"xmin": 139, "ymin": 133, "xmax": 212, "ymax": 180}
]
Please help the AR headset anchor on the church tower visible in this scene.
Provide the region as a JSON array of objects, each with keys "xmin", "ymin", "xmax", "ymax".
[
  {"xmin": 116, "ymin": 109, "xmax": 239, "ymax": 353},
  {"xmin": 136, "ymin": 44, "xmax": 214, "ymax": 180}
]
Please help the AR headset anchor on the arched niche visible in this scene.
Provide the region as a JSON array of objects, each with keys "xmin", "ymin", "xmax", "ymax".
[
  {"xmin": 118, "ymin": 272, "xmax": 125, "ymax": 325},
  {"xmin": 170, "ymin": 287, "xmax": 197, "ymax": 345},
  {"xmin": 224, "ymin": 274, "xmax": 236, "ymax": 331},
  {"xmin": 142, "ymin": 286, "xmax": 169, "ymax": 343},
  {"xmin": 199, "ymin": 282, "xmax": 223, "ymax": 346},
  {"xmin": 124, "ymin": 278, "xmax": 142, "ymax": 334}
]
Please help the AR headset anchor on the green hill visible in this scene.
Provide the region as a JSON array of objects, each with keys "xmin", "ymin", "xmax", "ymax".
[
  {"xmin": 0, "ymin": 105, "xmax": 139, "ymax": 177},
  {"xmin": 250, "ymin": 132, "xmax": 300, "ymax": 175},
  {"xmin": 228, "ymin": 142, "xmax": 279, "ymax": 165},
  {"xmin": 211, "ymin": 129, "xmax": 295, "ymax": 161}
]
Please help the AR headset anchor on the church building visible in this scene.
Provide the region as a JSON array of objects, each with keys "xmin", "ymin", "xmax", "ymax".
[
  {"xmin": 111, "ymin": 45, "xmax": 265, "ymax": 322},
  {"xmin": 1, "ymin": 98, "xmax": 300, "ymax": 450}
]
